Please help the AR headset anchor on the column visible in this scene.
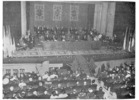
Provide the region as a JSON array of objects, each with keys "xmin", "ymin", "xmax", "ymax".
[
  {"xmin": 21, "ymin": 1, "xmax": 27, "ymax": 37},
  {"xmin": 106, "ymin": 2, "xmax": 116, "ymax": 38},
  {"xmin": 93, "ymin": 3, "xmax": 103, "ymax": 32},
  {"xmin": 100, "ymin": 3, "xmax": 108, "ymax": 34}
]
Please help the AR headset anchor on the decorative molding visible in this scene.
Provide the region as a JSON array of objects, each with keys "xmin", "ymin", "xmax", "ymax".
[
  {"xmin": 53, "ymin": 4, "xmax": 62, "ymax": 21},
  {"xmin": 34, "ymin": 4, "xmax": 45, "ymax": 21},
  {"xmin": 3, "ymin": 63, "xmax": 63, "ymax": 75},
  {"xmin": 70, "ymin": 5, "xmax": 79, "ymax": 21}
]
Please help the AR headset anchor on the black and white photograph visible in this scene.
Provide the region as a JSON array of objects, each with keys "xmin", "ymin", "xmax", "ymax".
[{"xmin": 3, "ymin": 1, "xmax": 135, "ymax": 99}]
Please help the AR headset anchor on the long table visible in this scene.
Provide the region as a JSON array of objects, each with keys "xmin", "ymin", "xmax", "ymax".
[{"xmin": 41, "ymin": 41, "xmax": 101, "ymax": 51}]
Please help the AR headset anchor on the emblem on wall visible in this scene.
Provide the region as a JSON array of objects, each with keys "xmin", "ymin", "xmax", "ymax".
[
  {"xmin": 70, "ymin": 5, "xmax": 79, "ymax": 21},
  {"xmin": 53, "ymin": 5, "xmax": 62, "ymax": 21},
  {"xmin": 34, "ymin": 4, "xmax": 44, "ymax": 21}
]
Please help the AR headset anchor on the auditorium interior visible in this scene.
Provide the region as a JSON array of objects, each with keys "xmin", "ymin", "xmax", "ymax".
[{"xmin": 3, "ymin": 1, "xmax": 135, "ymax": 99}]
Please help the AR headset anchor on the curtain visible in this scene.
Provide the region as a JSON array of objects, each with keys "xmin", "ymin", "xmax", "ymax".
[
  {"xmin": 87, "ymin": 4, "xmax": 95, "ymax": 29},
  {"xmin": 3, "ymin": 1, "xmax": 21, "ymax": 44}
]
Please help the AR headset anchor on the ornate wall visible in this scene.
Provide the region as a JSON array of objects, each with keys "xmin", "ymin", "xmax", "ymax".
[
  {"xmin": 3, "ymin": 1, "xmax": 135, "ymax": 42},
  {"xmin": 29, "ymin": 2, "xmax": 95, "ymax": 34}
]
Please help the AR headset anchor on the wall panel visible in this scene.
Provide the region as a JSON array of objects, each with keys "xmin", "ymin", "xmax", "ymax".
[{"xmin": 29, "ymin": 2, "xmax": 94, "ymax": 33}]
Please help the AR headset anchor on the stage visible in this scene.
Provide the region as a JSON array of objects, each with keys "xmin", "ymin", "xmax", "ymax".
[{"xmin": 3, "ymin": 46, "xmax": 135, "ymax": 64}]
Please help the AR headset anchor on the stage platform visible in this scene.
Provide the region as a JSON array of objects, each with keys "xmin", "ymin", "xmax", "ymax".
[
  {"xmin": 3, "ymin": 46, "xmax": 135, "ymax": 75},
  {"xmin": 3, "ymin": 47, "xmax": 135, "ymax": 64}
]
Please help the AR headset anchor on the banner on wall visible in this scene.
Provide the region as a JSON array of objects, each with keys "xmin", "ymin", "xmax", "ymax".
[
  {"xmin": 70, "ymin": 5, "xmax": 79, "ymax": 21},
  {"xmin": 53, "ymin": 5, "xmax": 62, "ymax": 21},
  {"xmin": 34, "ymin": 4, "xmax": 44, "ymax": 21}
]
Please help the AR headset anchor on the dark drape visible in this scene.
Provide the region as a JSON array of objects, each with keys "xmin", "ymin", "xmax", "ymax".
[
  {"xmin": 113, "ymin": 2, "xmax": 135, "ymax": 43},
  {"xmin": 3, "ymin": 1, "xmax": 21, "ymax": 43},
  {"xmin": 87, "ymin": 4, "xmax": 95, "ymax": 29}
]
